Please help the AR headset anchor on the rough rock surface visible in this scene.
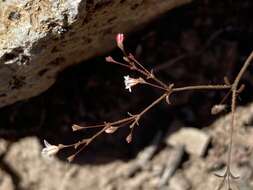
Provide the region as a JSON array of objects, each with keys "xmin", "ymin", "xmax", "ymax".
[
  {"xmin": 0, "ymin": 139, "xmax": 8, "ymax": 156},
  {"xmin": 0, "ymin": 168, "xmax": 14, "ymax": 190},
  {"xmin": 0, "ymin": 0, "xmax": 191, "ymax": 108}
]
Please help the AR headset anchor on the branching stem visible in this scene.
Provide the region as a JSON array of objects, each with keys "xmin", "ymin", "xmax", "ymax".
[{"xmin": 55, "ymin": 34, "xmax": 253, "ymax": 187}]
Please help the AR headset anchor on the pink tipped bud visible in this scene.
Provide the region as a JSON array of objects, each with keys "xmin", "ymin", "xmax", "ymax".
[
  {"xmin": 72, "ymin": 124, "xmax": 83, "ymax": 131},
  {"xmin": 116, "ymin": 33, "xmax": 124, "ymax": 50},
  {"xmin": 105, "ymin": 56, "xmax": 117, "ymax": 63},
  {"xmin": 126, "ymin": 133, "xmax": 132, "ymax": 144},
  {"xmin": 105, "ymin": 126, "xmax": 118, "ymax": 134},
  {"xmin": 211, "ymin": 104, "xmax": 226, "ymax": 115}
]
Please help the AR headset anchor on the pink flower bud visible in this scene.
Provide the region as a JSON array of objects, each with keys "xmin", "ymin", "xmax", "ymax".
[
  {"xmin": 116, "ymin": 33, "xmax": 124, "ymax": 50},
  {"xmin": 105, "ymin": 126, "xmax": 118, "ymax": 134},
  {"xmin": 72, "ymin": 124, "xmax": 83, "ymax": 131},
  {"xmin": 126, "ymin": 133, "xmax": 132, "ymax": 144},
  {"xmin": 211, "ymin": 104, "xmax": 226, "ymax": 115},
  {"xmin": 105, "ymin": 56, "xmax": 117, "ymax": 63}
]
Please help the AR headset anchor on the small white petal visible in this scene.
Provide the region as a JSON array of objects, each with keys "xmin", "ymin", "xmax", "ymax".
[
  {"xmin": 41, "ymin": 140, "xmax": 59, "ymax": 158},
  {"xmin": 44, "ymin": 139, "xmax": 51, "ymax": 147},
  {"xmin": 124, "ymin": 75, "xmax": 144, "ymax": 93}
]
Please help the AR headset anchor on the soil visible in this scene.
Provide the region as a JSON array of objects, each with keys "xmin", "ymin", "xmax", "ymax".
[{"xmin": 1, "ymin": 0, "xmax": 253, "ymax": 189}]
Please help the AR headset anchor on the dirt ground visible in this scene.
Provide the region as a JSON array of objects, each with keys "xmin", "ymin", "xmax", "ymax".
[{"xmin": 1, "ymin": 0, "xmax": 253, "ymax": 190}]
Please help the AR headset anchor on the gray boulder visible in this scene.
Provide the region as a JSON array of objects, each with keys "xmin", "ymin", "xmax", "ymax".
[{"xmin": 0, "ymin": 0, "xmax": 191, "ymax": 107}]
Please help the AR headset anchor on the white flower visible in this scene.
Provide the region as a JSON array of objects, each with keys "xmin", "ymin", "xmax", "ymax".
[
  {"xmin": 124, "ymin": 75, "xmax": 145, "ymax": 92},
  {"xmin": 41, "ymin": 140, "xmax": 59, "ymax": 158}
]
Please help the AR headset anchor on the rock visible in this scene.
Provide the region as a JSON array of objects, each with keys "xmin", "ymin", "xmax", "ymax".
[
  {"xmin": 183, "ymin": 159, "xmax": 221, "ymax": 190},
  {"xmin": 1, "ymin": 137, "xmax": 190, "ymax": 190},
  {"xmin": 0, "ymin": 139, "xmax": 8, "ymax": 156},
  {"xmin": 0, "ymin": 0, "xmax": 191, "ymax": 108},
  {"xmin": 3, "ymin": 137, "xmax": 127, "ymax": 190},
  {"xmin": 166, "ymin": 128, "xmax": 211, "ymax": 157},
  {"xmin": 4, "ymin": 137, "xmax": 74, "ymax": 190},
  {"xmin": 169, "ymin": 173, "xmax": 191, "ymax": 190},
  {"xmin": 0, "ymin": 169, "xmax": 15, "ymax": 190}
]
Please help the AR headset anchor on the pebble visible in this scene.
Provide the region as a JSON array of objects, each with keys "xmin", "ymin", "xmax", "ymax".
[
  {"xmin": 0, "ymin": 169, "xmax": 15, "ymax": 190},
  {"xmin": 169, "ymin": 173, "xmax": 191, "ymax": 190},
  {"xmin": 166, "ymin": 128, "xmax": 211, "ymax": 157}
]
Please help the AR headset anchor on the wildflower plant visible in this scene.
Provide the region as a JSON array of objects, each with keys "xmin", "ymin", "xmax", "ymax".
[{"xmin": 42, "ymin": 33, "xmax": 253, "ymax": 189}]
